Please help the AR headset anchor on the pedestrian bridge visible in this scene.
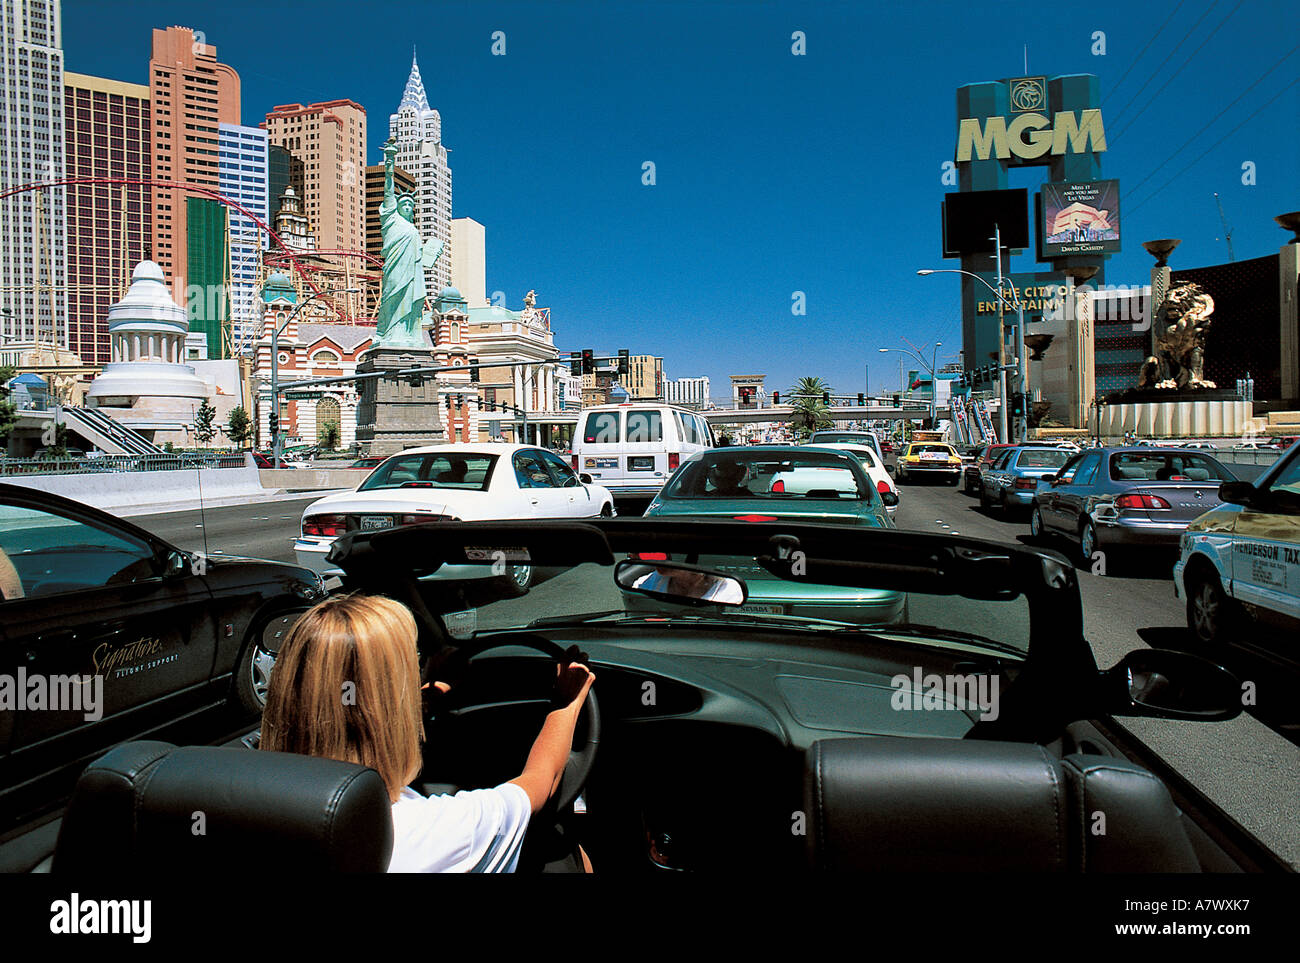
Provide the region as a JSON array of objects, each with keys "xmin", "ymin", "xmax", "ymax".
[{"xmin": 701, "ymin": 405, "xmax": 947, "ymax": 425}]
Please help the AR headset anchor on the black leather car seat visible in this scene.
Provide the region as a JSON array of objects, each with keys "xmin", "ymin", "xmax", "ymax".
[
  {"xmin": 51, "ymin": 741, "xmax": 393, "ymax": 873},
  {"xmin": 804, "ymin": 736, "xmax": 1201, "ymax": 871}
]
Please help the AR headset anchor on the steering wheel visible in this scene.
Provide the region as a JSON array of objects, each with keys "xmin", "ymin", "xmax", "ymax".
[{"xmin": 425, "ymin": 633, "xmax": 600, "ymax": 816}]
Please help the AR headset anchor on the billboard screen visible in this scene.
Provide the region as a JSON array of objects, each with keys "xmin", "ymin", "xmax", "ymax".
[
  {"xmin": 942, "ymin": 188, "xmax": 1029, "ymax": 257},
  {"xmin": 1041, "ymin": 179, "xmax": 1120, "ymax": 257}
]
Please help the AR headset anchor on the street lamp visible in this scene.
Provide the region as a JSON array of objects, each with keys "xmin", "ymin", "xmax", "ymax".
[
  {"xmin": 270, "ymin": 287, "xmax": 359, "ymax": 468},
  {"xmin": 879, "ymin": 340, "xmax": 941, "ymax": 428},
  {"xmin": 917, "ymin": 256, "xmax": 1028, "ymax": 443}
]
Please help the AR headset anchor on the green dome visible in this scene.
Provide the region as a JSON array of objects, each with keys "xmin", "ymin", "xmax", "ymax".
[
  {"xmin": 262, "ymin": 271, "xmax": 297, "ymax": 303},
  {"xmin": 438, "ymin": 286, "xmax": 463, "ymax": 301}
]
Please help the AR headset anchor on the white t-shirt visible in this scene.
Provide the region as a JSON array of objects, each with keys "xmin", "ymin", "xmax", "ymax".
[{"xmin": 388, "ymin": 782, "xmax": 532, "ymax": 873}]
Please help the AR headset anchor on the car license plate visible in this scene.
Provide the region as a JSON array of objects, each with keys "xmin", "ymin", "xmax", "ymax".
[
  {"xmin": 736, "ymin": 602, "xmax": 786, "ymax": 615},
  {"xmin": 585, "ymin": 458, "xmax": 617, "ymax": 469},
  {"xmin": 360, "ymin": 515, "xmax": 393, "ymax": 530},
  {"xmin": 628, "ymin": 456, "xmax": 654, "ymax": 471},
  {"xmin": 443, "ymin": 608, "xmax": 477, "ymax": 640}
]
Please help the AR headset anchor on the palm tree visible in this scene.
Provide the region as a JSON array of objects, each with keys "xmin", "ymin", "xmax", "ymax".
[{"xmin": 788, "ymin": 376, "xmax": 833, "ymax": 440}]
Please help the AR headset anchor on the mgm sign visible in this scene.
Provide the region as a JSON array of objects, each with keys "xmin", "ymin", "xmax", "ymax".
[{"xmin": 948, "ymin": 74, "xmax": 1110, "ymax": 429}]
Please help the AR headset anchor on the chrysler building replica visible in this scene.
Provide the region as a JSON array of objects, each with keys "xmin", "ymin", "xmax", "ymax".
[{"xmin": 389, "ymin": 50, "xmax": 453, "ymax": 294}]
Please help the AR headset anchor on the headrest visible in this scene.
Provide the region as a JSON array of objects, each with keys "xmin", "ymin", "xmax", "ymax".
[
  {"xmin": 53, "ymin": 742, "xmax": 393, "ymax": 873},
  {"xmin": 804, "ymin": 737, "xmax": 1202, "ymax": 871}
]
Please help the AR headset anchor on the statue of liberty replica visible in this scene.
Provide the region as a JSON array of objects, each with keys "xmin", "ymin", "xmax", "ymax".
[{"xmin": 355, "ymin": 138, "xmax": 446, "ymax": 454}]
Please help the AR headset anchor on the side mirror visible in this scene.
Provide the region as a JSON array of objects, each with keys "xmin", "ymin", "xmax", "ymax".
[
  {"xmin": 579, "ymin": 472, "xmax": 594, "ymax": 485},
  {"xmin": 1218, "ymin": 480, "xmax": 1258, "ymax": 507},
  {"xmin": 1102, "ymin": 648, "xmax": 1242, "ymax": 721},
  {"xmin": 880, "ymin": 491, "xmax": 899, "ymax": 507}
]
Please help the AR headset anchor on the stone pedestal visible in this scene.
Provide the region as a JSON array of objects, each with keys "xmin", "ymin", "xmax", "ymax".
[{"xmin": 354, "ymin": 347, "xmax": 445, "ymax": 456}]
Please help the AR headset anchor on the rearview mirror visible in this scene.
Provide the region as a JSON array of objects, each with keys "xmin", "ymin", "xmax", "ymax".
[
  {"xmin": 615, "ymin": 559, "xmax": 747, "ymax": 607},
  {"xmin": 1102, "ymin": 648, "xmax": 1242, "ymax": 721}
]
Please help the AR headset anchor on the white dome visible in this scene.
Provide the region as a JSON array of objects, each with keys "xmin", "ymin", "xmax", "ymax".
[{"xmin": 107, "ymin": 259, "xmax": 188, "ymax": 333}]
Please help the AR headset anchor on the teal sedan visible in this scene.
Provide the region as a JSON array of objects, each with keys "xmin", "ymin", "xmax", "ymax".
[{"xmin": 640, "ymin": 446, "xmax": 905, "ymax": 624}]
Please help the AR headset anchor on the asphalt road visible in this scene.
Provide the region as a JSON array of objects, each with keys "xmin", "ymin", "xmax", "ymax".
[{"xmin": 128, "ymin": 485, "xmax": 1300, "ymax": 868}]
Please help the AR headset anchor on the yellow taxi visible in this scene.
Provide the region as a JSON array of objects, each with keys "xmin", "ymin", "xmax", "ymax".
[
  {"xmin": 1174, "ymin": 444, "xmax": 1300, "ymax": 654},
  {"xmin": 895, "ymin": 441, "xmax": 962, "ymax": 485}
]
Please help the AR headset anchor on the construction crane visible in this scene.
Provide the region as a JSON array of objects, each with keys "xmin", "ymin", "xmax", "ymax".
[{"xmin": 1214, "ymin": 192, "xmax": 1235, "ymax": 262}]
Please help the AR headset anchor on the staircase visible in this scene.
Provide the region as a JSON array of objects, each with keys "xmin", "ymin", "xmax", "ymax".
[{"xmin": 60, "ymin": 407, "xmax": 165, "ymax": 456}]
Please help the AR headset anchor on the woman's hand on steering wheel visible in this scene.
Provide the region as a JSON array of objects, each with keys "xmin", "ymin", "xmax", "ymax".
[{"xmin": 553, "ymin": 645, "xmax": 596, "ymax": 712}]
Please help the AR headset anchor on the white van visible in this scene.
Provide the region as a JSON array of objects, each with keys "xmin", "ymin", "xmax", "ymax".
[{"xmin": 572, "ymin": 403, "xmax": 715, "ymax": 497}]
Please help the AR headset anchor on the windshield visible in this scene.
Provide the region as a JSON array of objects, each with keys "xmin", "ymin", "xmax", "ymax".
[
  {"xmin": 811, "ymin": 432, "xmax": 875, "ymax": 445},
  {"xmin": 660, "ymin": 450, "xmax": 868, "ymax": 499},
  {"xmin": 436, "ymin": 556, "xmax": 1032, "ymax": 662},
  {"xmin": 358, "ymin": 452, "xmax": 499, "ymax": 491}
]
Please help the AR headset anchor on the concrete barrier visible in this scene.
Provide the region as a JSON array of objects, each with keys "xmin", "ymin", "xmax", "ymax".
[
  {"xmin": 1, "ymin": 466, "xmax": 267, "ymax": 511},
  {"xmin": 258, "ymin": 468, "xmax": 363, "ymax": 491}
]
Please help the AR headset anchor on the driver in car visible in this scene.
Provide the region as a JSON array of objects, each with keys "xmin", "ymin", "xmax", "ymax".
[
  {"xmin": 260, "ymin": 593, "xmax": 596, "ymax": 872},
  {"xmin": 707, "ymin": 460, "xmax": 752, "ymax": 496}
]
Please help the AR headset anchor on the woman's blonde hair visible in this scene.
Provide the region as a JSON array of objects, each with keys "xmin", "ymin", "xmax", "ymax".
[{"xmin": 260, "ymin": 594, "xmax": 423, "ymax": 802}]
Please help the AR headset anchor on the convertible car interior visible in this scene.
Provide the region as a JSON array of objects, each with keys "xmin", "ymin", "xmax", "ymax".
[{"xmin": 4, "ymin": 518, "xmax": 1288, "ymax": 873}]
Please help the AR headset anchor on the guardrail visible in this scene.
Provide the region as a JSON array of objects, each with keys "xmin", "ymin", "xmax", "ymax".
[{"xmin": 0, "ymin": 453, "xmax": 249, "ymax": 476}]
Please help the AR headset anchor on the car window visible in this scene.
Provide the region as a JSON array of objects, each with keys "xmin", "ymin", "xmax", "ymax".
[
  {"xmin": 1109, "ymin": 452, "xmax": 1231, "ymax": 483},
  {"xmin": 1016, "ymin": 449, "xmax": 1070, "ymax": 469},
  {"xmin": 693, "ymin": 416, "xmax": 710, "ymax": 446},
  {"xmin": 539, "ymin": 450, "xmax": 581, "ymax": 488},
  {"xmin": 513, "ymin": 450, "xmax": 557, "ymax": 489},
  {"xmin": 663, "ymin": 451, "xmax": 867, "ymax": 499},
  {"xmin": 358, "ymin": 453, "xmax": 496, "ymax": 491},
  {"xmin": 1055, "ymin": 454, "xmax": 1085, "ymax": 484},
  {"xmin": 626, "ymin": 410, "xmax": 662, "ymax": 443},
  {"xmin": 1266, "ymin": 453, "xmax": 1300, "ymax": 496},
  {"xmin": 583, "ymin": 412, "xmax": 620, "ymax": 444},
  {"xmin": 1072, "ymin": 452, "xmax": 1102, "ymax": 485},
  {"xmin": 0, "ymin": 503, "xmax": 159, "ymax": 600},
  {"xmin": 990, "ymin": 449, "xmax": 1014, "ymax": 469}
]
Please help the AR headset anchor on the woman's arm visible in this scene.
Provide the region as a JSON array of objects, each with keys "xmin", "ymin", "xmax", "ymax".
[{"xmin": 509, "ymin": 661, "xmax": 595, "ymax": 813}]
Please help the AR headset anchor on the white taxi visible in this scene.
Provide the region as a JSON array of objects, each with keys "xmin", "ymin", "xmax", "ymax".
[
  {"xmin": 294, "ymin": 443, "xmax": 615, "ymax": 588},
  {"xmin": 1174, "ymin": 444, "xmax": 1300, "ymax": 655}
]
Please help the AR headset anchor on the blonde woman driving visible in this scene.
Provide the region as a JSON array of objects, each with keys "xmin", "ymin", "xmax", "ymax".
[{"xmin": 260, "ymin": 593, "xmax": 595, "ymax": 872}]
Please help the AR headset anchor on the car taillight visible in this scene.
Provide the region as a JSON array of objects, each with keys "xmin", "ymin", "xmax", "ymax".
[
  {"xmin": 668, "ymin": 452, "xmax": 680, "ymax": 471},
  {"xmin": 1115, "ymin": 493, "xmax": 1171, "ymax": 510},
  {"xmin": 876, "ymin": 480, "xmax": 891, "ymax": 494},
  {"xmin": 771, "ymin": 479, "xmax": 786, "ymax": 493},
  {"xmin": 302, "ymin": 513, "xmax": 347, "ymax": 537},
  {"xmin": 1014, "ymin": 478, "xmax": 1037, "ymax": 490},
  {"xmin": 632, "ymin": 552, "xmax": 670, "ymax": 561},
  {"xmin": 397, "ymin": 513, "xmax": 458, "ymax": 526},
  {"xmin": 734, "ymin": 514, "xmax": 777, "ymax": 522}
]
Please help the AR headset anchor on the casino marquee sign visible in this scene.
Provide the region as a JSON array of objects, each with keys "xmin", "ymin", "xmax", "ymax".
[{"xmin": 956, "ymin": 76, "xmax": 1107, "ymax": 163}]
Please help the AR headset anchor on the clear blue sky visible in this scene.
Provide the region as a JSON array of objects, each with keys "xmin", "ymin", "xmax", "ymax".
[{"xmin": 63, "ymin": 0, "xmax": 1297, "ymax": 395}]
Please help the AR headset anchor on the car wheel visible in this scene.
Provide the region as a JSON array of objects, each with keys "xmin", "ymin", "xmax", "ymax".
[
  {"xmin": 1187, "ymin": 569, "xmax": 1233, "ymax": 647},
  {"xmin": 233, "ymin": 609, "xmax": 306, "ymax": 716},
  {"xmin": 1078, "ymin": 519, "xmax": 1098, "ymax": 568},
  {"xmin": 600, "ymin": 502, "xmax": 614, "ymax": 517},
  {"xmin": 979, "ymin": 487, "xmax": 989, "ymax": 509},
  {"xmin": 1028, "ymin": 504, "xmax": 1045, "ymax": 541}
]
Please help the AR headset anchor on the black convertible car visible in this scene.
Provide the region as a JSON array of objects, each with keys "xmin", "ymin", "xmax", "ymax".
[
  {"xmin": 0, "ymin": 483, "xmax": 327, "ymax": 841},
  {"xmin": 5, "ymin": 515, "xmax": 1289, "ymax": 873}
]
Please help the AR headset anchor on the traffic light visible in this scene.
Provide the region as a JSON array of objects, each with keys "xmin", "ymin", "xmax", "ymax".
[
  {"xmin": 617, "ymin": 349, "xmax": 630, "ymax": 376},
  {"xmin": 268, "ymin": 411, "xmax": 279, "ymax": 436},
  {"xmin": 771, "ymin": 391, "xmax": 780, "ymax": 405},
  {"xmin": 1011, "ymin": 393, "xmax": 1026, "ymax": 419},
  {"xmin": 822, "ymin": 392, "xmax": 830, "ymax": 405},
  {"xmin": 469, "ymin": 364, "xmax": 480, "ymax": 384},
  {"xmin": 581, "ymin": 349, "xmax": 595, "ymax": 375},
  {"xmin": 857, "ymin": 392, "xmax": 865, "ymax": 406},
  {"xmin": 569, "ymin": 351, "xmax": 582, "ymax": 376}
]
